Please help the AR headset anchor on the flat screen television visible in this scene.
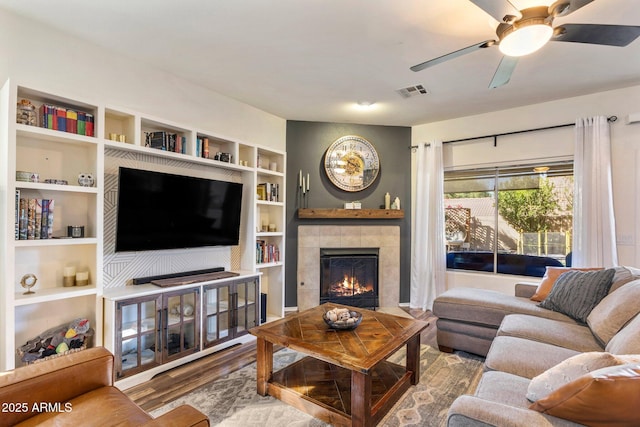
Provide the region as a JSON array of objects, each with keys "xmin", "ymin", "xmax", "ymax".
[{"xmin": 115, "ymin": 167, "xmax": 243, "ymax": 252}]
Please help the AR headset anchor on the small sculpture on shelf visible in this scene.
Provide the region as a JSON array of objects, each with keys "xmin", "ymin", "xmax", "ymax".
[
  {"xmin": 20, "ymin": 273, "xmax": 37, "ymax": 295},
  {"xmin": 77, "ymin": 173, "xmax": 95, "ymax": 187}
]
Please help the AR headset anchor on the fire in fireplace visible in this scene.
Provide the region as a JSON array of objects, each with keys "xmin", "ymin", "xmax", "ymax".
[{"xmin": 320, "ymin": 248, "xmax": 379, "ymax": 309}]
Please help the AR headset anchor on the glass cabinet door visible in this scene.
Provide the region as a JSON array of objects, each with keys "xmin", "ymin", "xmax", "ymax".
[
  {"xmin": 203, "ymin": 283, "xmax": 232, "ymax": 348},
  {"xmin": 236, "ymin": 278, "xmax": 258, "ymax": 334},
  {"xmin": 116, "ymin": 295, "xmax": 162, "ymax": 378},
  {"xmin": 163, "ymin": 288, "xmax": 199, "ymax": 361}
]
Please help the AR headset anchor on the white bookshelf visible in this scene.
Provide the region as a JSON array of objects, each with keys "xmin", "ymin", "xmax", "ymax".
[{"xmin": 0, "ymin": 78, "xmax": 285, "ymax": 372}]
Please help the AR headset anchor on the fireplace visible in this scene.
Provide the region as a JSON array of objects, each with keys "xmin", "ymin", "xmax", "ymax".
[{"xmin": 320, "ymin": 248, "xmax": 379, "ymax": 309}]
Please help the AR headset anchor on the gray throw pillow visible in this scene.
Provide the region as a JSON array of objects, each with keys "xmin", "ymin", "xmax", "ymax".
[{"xmin": 538, "ymin": 268, "xmax": 615, "ymax": 323}]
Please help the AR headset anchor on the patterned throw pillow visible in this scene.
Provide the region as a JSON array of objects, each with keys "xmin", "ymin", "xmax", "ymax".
[
  {"xmin": 526, "ymin": 352, "xmax": 640, "ymax": 402},
  {"xmin": 530, "ymin": 267, "xmax": 602, "ymax": 302},
  {"xmin": 538, "ymin": 268, "xmax": 615, "ymax": 323}
]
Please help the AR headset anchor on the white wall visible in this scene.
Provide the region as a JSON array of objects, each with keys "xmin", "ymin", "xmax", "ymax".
[
  {"xmin": 413, "ymin": 85, "xmax": 640, "ymax": 293},
  {"xmin": 0, "ymin": 10, "xmax": 286, "ymax": 150}
]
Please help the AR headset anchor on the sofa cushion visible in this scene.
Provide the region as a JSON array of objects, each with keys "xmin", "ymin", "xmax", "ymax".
[
  {"xmin": 587, "ymin": 279, "xmax": 640, "ymax": 345},
  {"xmin": 526, "ymin": 352, "xmax": 640, "ymax": 402},
  {"xmin": 531, "ymin": 267, "xmax": 602, "ymax": 302},
  {"xmin": 610, "ymin": 266, "xmax": 640, "ymax": 293},
  {"xmin": 606, "ymin": 312, "xmax": 640, "ymax": 355},
  {"xmin": 529, "ymin": 363, "xmax": 640, "ymax": 427},
  {"xmin": 485, "ymin": 336, "xmax": 581, "ymax": 379},
  {"xmin": 433, "ymin": 288, "xmax": 575, "ymax": 329},
  {"xmin": 538, "ymin": 268, "xmax": 615, "ymax": 323},
  {"xmin": 497, "ymin": 314, "xmax": 603, "ymax": 352},
  {"xmin": 475, "ymin": 370, "xmax": 532, "ymax": 408}
]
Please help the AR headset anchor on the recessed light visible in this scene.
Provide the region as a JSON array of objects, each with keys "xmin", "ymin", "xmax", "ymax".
[{"xmin": 355, "ymin": 101, "xmax": 376, "ymax": 109}]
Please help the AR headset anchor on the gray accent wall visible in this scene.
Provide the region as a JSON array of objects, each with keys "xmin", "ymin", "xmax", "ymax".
[{"xmin": 286, "ymin": 120, "xmax": 412, "ymax": 307}]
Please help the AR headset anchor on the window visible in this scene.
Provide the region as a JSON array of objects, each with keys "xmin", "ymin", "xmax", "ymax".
[{"xmin": 444, "ymin": 162, "xmax": 573, "ymax": 277}]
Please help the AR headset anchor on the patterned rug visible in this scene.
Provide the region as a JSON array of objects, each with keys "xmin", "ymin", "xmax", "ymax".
[{"xmin": 151, "ymin": 345, "xmax": 484, "ymax": 427}]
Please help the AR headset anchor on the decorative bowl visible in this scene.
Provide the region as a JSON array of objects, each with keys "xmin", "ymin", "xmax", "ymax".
[{"xmin": 323, "ymin": 310, "xmax": 363, "ymax": 330}]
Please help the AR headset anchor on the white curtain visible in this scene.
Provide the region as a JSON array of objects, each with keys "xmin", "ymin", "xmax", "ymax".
[
  {"xmin": 572, "ymin": 116, "xmax": 618, "ymax": 267},
  {"xmin": 411, "ymin": 141, "xmax": 446, "ymax": 311}
]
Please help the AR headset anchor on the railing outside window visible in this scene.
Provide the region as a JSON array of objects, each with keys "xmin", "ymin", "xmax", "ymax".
[{"xmin": 444, "ymin": 162, "xmax": 573, "ymax": 277}]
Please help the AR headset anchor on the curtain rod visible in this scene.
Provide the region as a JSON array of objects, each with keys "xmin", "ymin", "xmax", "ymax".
[{"xmin": 410, "ymin": 115, "xmax": 617, "ymax": 149}]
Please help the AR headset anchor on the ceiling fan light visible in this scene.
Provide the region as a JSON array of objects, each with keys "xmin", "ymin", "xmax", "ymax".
[{"xmin": 499, "ymin": 24, "xmax": 553, "ymax": 56}]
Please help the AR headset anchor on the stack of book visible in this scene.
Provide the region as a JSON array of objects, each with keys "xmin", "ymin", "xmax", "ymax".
[
  {"xmin": 39, "ymin": 103, "xmax": 94, "ymax": 137},
  {"xmin": 195, "ymin": 136, "xmax": 210, "ymax": 158},
  {"xmin": 256, "ymin": 182, "xmax": 280, "ymax": 202},
  {"xmin": 256, "ymin": 240, "xmax": 280, "ymax": 264},
  {"xmin": 145, "ymin": 131, "xmax": 186, "ymax": 154},
  {"xmin": 15, "ymin": 191, "xmax": 55, "ymax": 240}
]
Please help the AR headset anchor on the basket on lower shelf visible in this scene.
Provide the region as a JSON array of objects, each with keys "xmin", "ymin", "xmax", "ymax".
[{"xmin": 17, "ymin": 318, "xmax": 94, "ymax": 365}]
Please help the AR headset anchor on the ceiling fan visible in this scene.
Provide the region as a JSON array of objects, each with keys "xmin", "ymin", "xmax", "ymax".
[{"xmin": 410, "ymin": 0, "xmax": 640, "ymax": 88}]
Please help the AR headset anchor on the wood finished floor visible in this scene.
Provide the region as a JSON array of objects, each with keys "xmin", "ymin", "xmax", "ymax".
[{"xmin": 125, "ymin": 308, "xmax": 437, "ymax": 412}]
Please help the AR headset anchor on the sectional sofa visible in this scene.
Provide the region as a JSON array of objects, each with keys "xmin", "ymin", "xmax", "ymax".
[{"xmin": 433, "ymin": 266, "xmax": 640, "ymax": 426}]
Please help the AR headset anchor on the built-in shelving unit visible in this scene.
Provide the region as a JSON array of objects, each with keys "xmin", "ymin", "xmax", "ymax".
[{"xmin": 0, "ymin": 78, "xmax": 285, "ymax": 374}]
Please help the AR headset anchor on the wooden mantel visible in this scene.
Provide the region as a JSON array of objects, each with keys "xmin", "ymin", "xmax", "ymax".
[{"xmin": 297, "ymin": 208, "xmax": 404, "ymax": 219}]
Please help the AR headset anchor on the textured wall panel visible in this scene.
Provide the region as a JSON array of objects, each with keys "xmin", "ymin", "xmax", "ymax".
[{"xmin": 103, "ymin": 148, "xmax": 242, "ymax": 288}]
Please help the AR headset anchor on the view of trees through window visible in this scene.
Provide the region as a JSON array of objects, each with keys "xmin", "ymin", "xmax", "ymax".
[{"xmin": 444, "ymin": 163, "xmax": 573, "ymax": 277}]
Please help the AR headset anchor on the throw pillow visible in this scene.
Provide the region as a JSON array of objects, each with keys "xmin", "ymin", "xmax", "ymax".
[
  {"xmin": 538, "ymin": 268, "xmax": 615, "ymax": 323},
  {"xmin": 526, "ymin": 352, "xmax": 640, "ymax": 402},
  {"xmin": 530, "ymin": 267, "xmax": 602, "ymax": 302},
  {"xmin": 529, "ymin": 363, "xmax": 640, "ymax": 427},
  {"xmin": 587, "ymin": 279, "xmax": 640, "ymax": 345}
]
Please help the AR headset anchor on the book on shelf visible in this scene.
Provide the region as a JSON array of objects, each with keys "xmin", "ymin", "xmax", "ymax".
[
  {"xmin": 256, "ymin": 240, "xmax": 280, "ymax": 264},
  {"xmin": 146, "ymin": 131, "xmax": 182, "ymax": 153},
  {"xmin": 27, "ymin": 198, "xmax": 35, "ymax": 239},
  {"xmin": 17, "ymin": 197, "xmax": 54, "ymax": 240},
  {"xmin": 14, "ymin": 190, "xmax": 19, "ymax": 239},
  {"xmin": 203, "ymin": 137, "xmax": 209, "ymax": 159},
  {"xmin": 66, "ymin": 109, "xmax": 77, "ymax": 134},
  {"xmin": 18, "ymin": 197, "xmax": 27, "ymax": 240},
  {"xmin": 34, "ymin": 199, "xmax": 42, "ymax": 239},
  {"xmin": 256, "ymin": 182, "xmax": 280, "ymax": 202},
  {"xmin": 85, "ymin": 113, "xmax": 94, "ymax": 137},
  {"xmin": 77, "ymin": 111, "xmax": 86, "ymax": 135},
  {"xmin": 47, "ymin": 200, "xmax": 55, "ymax": 239},
  {"xmin": 36, "ymin": 102, "xmax": 93, "ymax": 137}
]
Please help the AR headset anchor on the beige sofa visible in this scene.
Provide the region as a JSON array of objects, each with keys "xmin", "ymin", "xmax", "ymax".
[
  {"xmin": 433, "ymin": 266, "xmax": 640, "ymax": 426},
  {"xmin": 0, "ymin": 346, "xmax": 209, "ymax": 426}
]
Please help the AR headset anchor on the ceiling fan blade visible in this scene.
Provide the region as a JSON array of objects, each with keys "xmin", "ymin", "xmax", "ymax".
[
  {"xmin": 411, "ymin": 40, "xmax": 496, "ymax": 72},
  {"xmin": 489, "ymin": 56, "xmax": 518, "ymax": 88},
  {"xmin": 468, "ymin": 0, "xmax": 521, "ymax": 24},
  {"xmin": 552, "ymin": 24, "xmax": 640, "ymax": 46},
  {"xmin": 549, "ymin": 0, "xmax": 595, "ymax": 17}
]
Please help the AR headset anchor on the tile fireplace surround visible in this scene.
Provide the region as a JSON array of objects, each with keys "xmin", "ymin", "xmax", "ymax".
[{"xmin": 297, "ymin": 225, "xmax": 400, "ymax": 311}]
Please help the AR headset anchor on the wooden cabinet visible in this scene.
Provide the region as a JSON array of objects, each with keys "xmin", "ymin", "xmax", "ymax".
[
  {"xmin": 116, "ymin": 295, "xmax": 162, "ymax": 379},
  {"xmin": 163, "ymin": 288, "xmax": 200, "ymax": 362},
  {"xmin": 114, "ymin": 287, "xmax": 200, "ymax": 379},
  {"xmin": 203, "ymin": 277, "xmax": 258, "ymax": 348},
  {"xmin": 104, "ymin": 273, "xmax": 258, "ymax": 384}
]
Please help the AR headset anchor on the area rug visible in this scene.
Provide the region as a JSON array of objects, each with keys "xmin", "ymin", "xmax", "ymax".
[{"xmin": 151, "ymin": 345, "xmax": 484, "ymax": 427}]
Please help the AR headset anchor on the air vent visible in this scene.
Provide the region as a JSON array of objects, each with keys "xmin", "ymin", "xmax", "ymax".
[{"xmin": 396, "ymin": 84, "xmax": 428, "ymax": 98}]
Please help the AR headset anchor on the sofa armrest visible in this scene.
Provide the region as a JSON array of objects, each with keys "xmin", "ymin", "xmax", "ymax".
[
  {"xmin": 448, "ymin": 395, "xmax": 579, "ymax": 426},
  {"xmin": 0, "ymin": 347, "xmax": 114, "ymax": 426},
  {"xmin": 142, "ymin": 404, "xmax": 209, "ymax": 426},
  {"xmin": 514, "ymin": 282, "xmax": 539, "ymax": 299}
]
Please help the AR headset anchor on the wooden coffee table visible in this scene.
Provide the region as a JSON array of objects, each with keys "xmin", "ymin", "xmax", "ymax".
[{"xmin": 249, "ymin": 303, "xmax": 429, "ymax": 427}]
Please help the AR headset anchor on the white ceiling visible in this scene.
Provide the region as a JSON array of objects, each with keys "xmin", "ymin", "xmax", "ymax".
[{"xmin": 2, "ymin": 0, "xmax": 639, "ymax": 127}]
